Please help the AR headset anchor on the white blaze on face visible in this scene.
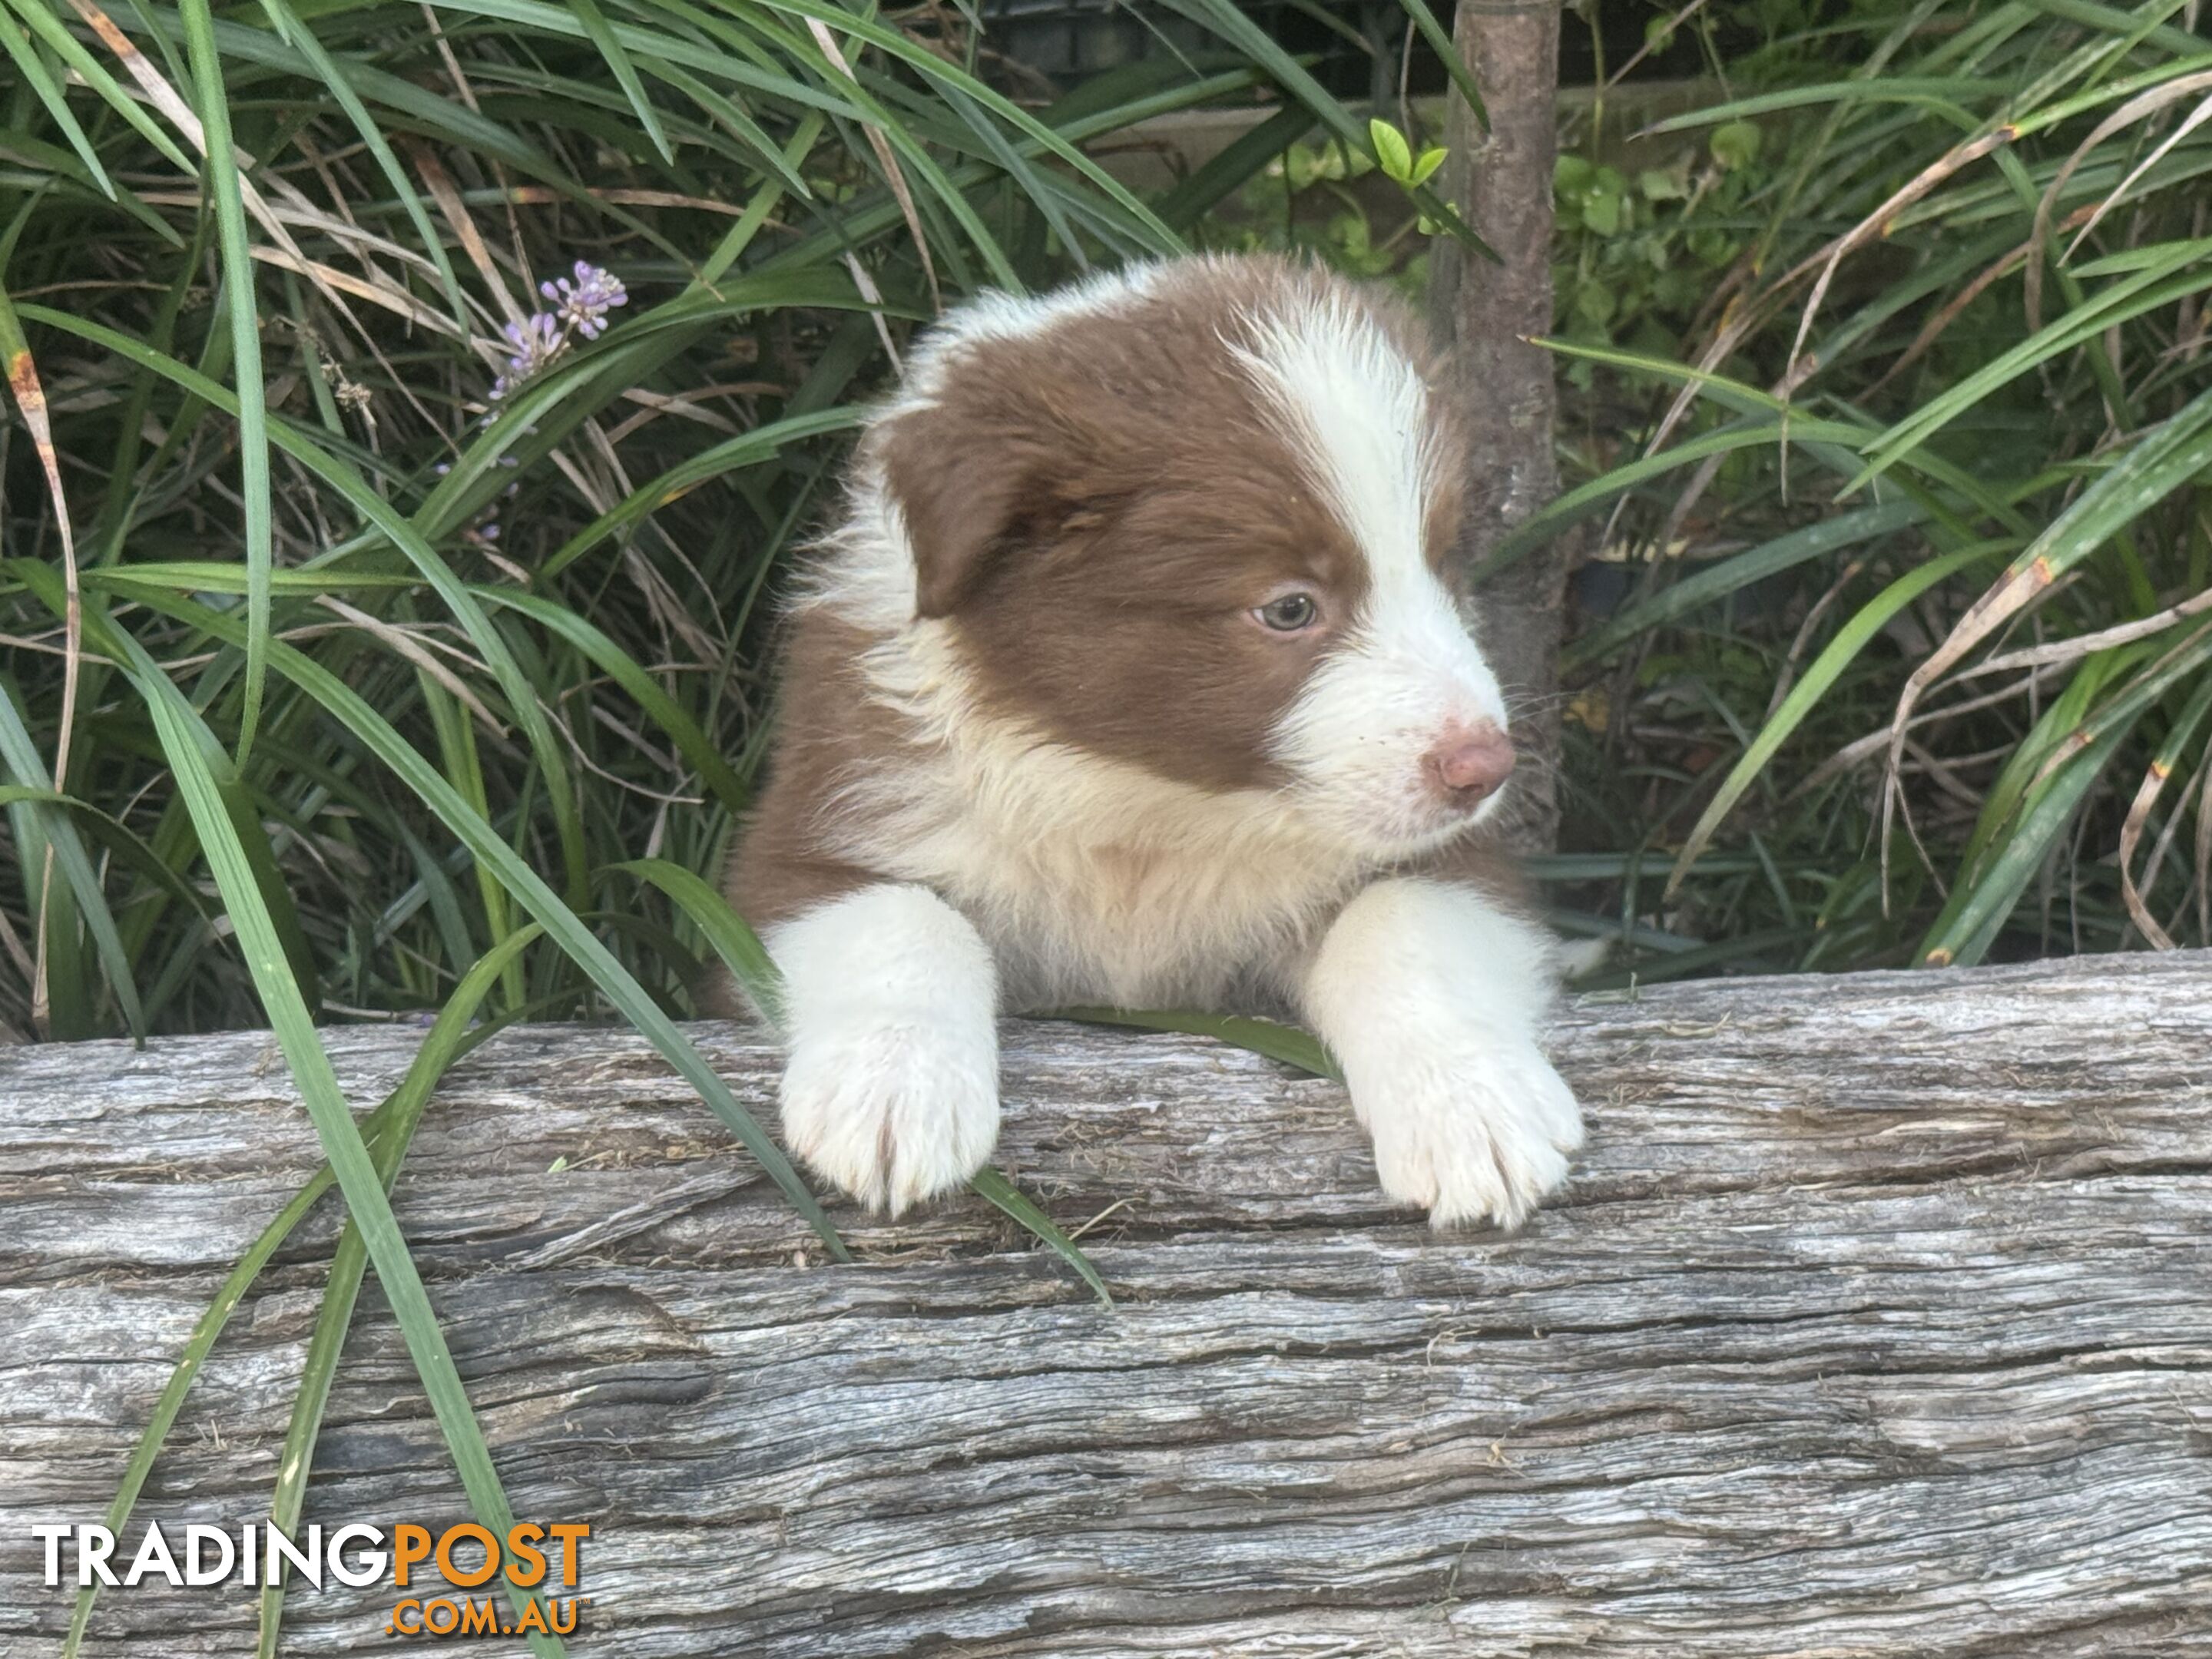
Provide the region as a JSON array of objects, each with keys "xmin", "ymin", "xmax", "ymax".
[{"xmin": 1234, "ymin": 295, "xmax": 1510, "ymax": 853}]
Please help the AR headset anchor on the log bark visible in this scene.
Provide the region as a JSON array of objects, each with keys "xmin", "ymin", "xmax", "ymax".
[
  {"xmin": 4, "ymin": 952, "xmax": 2212, "ymax": 1656},
  {"xmin": 1432, "ymin": 0, "xmax": 1571, "ymax": 851}
]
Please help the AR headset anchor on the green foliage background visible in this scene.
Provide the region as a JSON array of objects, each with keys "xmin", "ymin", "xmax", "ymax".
[{"xmin": 1547, "ymin": 0, "xmax": 2212, "ymax": 977}]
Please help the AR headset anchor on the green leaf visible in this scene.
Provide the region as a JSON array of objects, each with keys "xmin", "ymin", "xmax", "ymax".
[
  {"xmin": 0, "ymin": 1, "xmax": 115, "ymax": 198},
  {"xmin": 0, "ymin": 684, "xmax": 145, "ymax": 1040},
  {"xmin": 65, "ymin": 960, "xmax": 551, "ymax": 1656},
  {"xmin": 535, "ymin": 406, "xmax": 865, "ymax": 581},
  {"xmin": 1157, "ymin": 103, "xmax": 1315, "ymax": 231},
  {"xmin": 1710, "ymin": 118, "xmax": 1763, "ymax": 169},
  {"xmin": 256, "ymin": 0, "xmax": 469, "ymax": 325},
  {"xmin": 570, "ymin": 0, "xmax": 676, "ymax": 164},
  {"xmin": 64, "ymin": 1164, "xmax": 338, "ymax": 1655},
  {"xmin": 1147, "ymin": 0, "xmax": 1487, "ymax": 253},
  {"xmin": 0, "ymin": 0, "xmax": 195, "ymax": 175},
  {"xmin": 1369, "ymin": 116, "xmax": 1413, "ymax": 182},
  {"xmin": 1564, "ymin": 501, "xmax": 1929, "ymax": 670},
  {"xmin": 1853, "ymin": 249, "xmax": 2212, "ymax": 487},
  {"xmin": 477, "ymin": 591, "xmax": 753, "ymax": 820},
  {"xmin": 1481, "ymin": 411, "xmax": 1883, "ymax": 580},
  {"xmin": 1389, "ymin": 0, "xmax": 1486, "ymax": 131}
]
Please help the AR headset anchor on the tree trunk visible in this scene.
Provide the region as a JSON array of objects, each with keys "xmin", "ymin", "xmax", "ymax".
[
  {"xmin": 5, "ymin": 953, "xmax": 2211, "ymax": 1655},
  {"xmin": 1432, "ymin": 0, "xmax": 1569, "ymax": 851}
]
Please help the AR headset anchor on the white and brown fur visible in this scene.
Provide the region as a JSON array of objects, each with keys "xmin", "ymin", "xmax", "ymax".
[{"xmin": 723, "ymin": 253, "xmax": 1582, "ymax": 1227}]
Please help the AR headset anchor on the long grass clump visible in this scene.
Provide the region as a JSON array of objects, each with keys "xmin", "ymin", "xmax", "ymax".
[{"xmin": 1541, "ymin": 0, "xmax": 2212, "ymax": 979}]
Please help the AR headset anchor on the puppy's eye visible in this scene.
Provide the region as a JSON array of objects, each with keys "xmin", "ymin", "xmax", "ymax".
[{"xmin": 1255, "ymin": 592, "xmax": 1320, "ymax": 632}]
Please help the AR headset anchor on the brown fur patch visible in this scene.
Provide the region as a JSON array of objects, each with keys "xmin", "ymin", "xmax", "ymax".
[
  {"xmin": 721, "ymin": 612, "xmax": 913, "ymax": 942},
  {"xmin": 869, "ymin": 256, "xmax": 1470, "ymax": 794}
]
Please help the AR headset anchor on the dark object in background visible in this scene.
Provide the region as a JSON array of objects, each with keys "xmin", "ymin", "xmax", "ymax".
[{"xmin": 976, "ymin": 0, "xmax": 1737, "ymax": 98}]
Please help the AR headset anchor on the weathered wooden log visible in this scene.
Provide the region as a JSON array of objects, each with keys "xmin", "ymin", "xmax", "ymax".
[{"xmin": 3, "ymin": 952, "xmax": 2210, "ymax": 1657}]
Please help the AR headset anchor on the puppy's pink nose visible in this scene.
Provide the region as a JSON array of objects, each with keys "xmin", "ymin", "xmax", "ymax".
[{"xmin": 1423, "ymin": 724, "xmax": 1516, "ymax": 802}]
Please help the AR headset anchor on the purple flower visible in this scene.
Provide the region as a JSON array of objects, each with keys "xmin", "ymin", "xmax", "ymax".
[
  {"xmin": 490, "ymin": 311, "xmax": 565, "ymax": 401},
  {"xmin": 539, "ymin": 260, "xmax": 628, "ymax": 339},
  {"xmin": 480, "ymin": 263, "xmax": 628, "ymax": 409}
]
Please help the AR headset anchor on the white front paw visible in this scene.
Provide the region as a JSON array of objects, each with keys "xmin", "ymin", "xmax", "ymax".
[
  {"xmin": 1347, "ymin": 1033, "xmax": 1583, "ymax": 1230},
  {"xmin": 780, "ymin": 1022, "xmax": 999, "ymax": 1217}
]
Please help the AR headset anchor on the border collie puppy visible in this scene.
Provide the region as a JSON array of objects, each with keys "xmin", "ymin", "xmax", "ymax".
[{"xmin": 724, "ymin": 253, "xmax": 1582, "ymax": 1228}]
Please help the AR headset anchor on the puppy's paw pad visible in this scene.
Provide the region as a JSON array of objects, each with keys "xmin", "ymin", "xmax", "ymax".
[{"xmin": 780, "ymin": 1023, "xmax": 998, "ymax": 1216}]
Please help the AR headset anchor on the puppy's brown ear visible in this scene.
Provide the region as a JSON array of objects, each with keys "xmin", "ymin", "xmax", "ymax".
[{"xmin": 873, "ymin": 402, "xmax": 1040, "ymax": 619}]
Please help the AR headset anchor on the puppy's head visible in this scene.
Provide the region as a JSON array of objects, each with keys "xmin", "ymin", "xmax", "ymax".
[{"xmin": 865, "ymin": 256, "xmax": 1511, "ymax": 858}]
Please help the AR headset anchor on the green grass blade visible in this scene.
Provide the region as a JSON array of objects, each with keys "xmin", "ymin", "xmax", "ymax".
[
  {"xmin": 644, "ymin": 60, "xmax": 813, "ymax": 197},
  {"xmin": 535, "ymin": 405, "xmax": 863, "ymax": 581},
  {"xmin": 30, "ymin": 300, "xmax": 603, "ymax": 909},
  {"xmin": 257, "ymin": 928, "xmax": 551, "ymax": 1656},
  {"xmin": 256, "ymin": 0, "xmax": 469, "ymax": 326},
  {"xmin": 1392, "ymin": 0, "xmax": 1485, "ymax": 129},
  {"xmin": 1666, "ymin": 541, "xmax": 2012, "ymax": 895},
  {"xmin": 1562, "ymin": 500, "xmax": 1929, "ymax": 671},
  {"xmin": 2, "ymin": 0, "xmax": 197, "ymax": 174},
  {"xmin": 0, "ymin": 782, "xmax": 217, "ymax": 935},
  {"xmin": 2003, "ymin": 383, "xmax": 2212, "ymax": 588},
  {"xmin": 175, "ymin": 0, "xmax": 273, "ymax": 763},
  {"xmin": 108, "ymin": 615, "xmax": 566, "ymax": 1657},
  {"xmin": 1157, "ymin": 102, "xmax": 1313, "ymax": 230},
  {"xmin": 61, "ymin": 970, "xmax": 549, "ymax": 1657},
  {"xmin": 1926, "ymin": 619, "xmax": 2212, "ymax": 962},
  {"xmin": 608, "ymin": 856, "xmax": 780, "ymax": 1018},
  {"xmin": 1482, "ymin": 415, "xmax": 1881, "ymax": 579},
  {"xmin": 1048, "ymin": 1005, "xmax": 1341, "ymax": 1081},
  {"xmin": 415, "ymin": 671, "xmax": 523, "ymax": 1008},
  {"xmin": 62, "ymin": 1166, "xmax": 336, "ymax": 1656},
  {"xmin": 0, "ymin": 1, "xmax": 116, "ymax": 197},
  {"xmin": 482, "ymin": 591, "xmax": 753, "ymax": 818},
  {"xmin": 1644, "ymin": 78, "xmax": 2006, "ymax": 129},
  {"xmin": 0, "ymin": 687, "xmax": 145, "ymax": 1039},
  {"xmin": 1147, "ymin": 0, "xmax": 1481, "ymax": 250},
  {"xmin": 1919, "ymin": 724, "xmax": 2128, "ymax": 966},
  {"xmin": 750, "ymin": 0, "xmax": 1187, "ymax": 255},
  {"xmin": 969, "ymin": 1165, "xmax": 1114, "ymax": 1308},
  {"xmin": 571, "ymin": 0, "xmax": 675, "ymax": 162},
  {"xmin": 1853, "ymin": 252, "xmax": 2212, "ymax": 485}
]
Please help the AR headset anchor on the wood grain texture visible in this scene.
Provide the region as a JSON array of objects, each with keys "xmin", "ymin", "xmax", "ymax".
[{"xmin": 3, "ymin": 952, "xmax": 2210, "ymax": 1657}]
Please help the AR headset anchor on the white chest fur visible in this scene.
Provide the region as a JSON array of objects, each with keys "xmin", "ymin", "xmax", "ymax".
[{"xmin": 816, "ymin": 621, "xmax": 1367, "ymax": 1010}]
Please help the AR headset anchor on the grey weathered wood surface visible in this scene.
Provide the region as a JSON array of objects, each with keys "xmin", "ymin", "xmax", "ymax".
[{"xmin": 3, "ymin": 952, "xmax": 2210, "ymax": 1657}]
